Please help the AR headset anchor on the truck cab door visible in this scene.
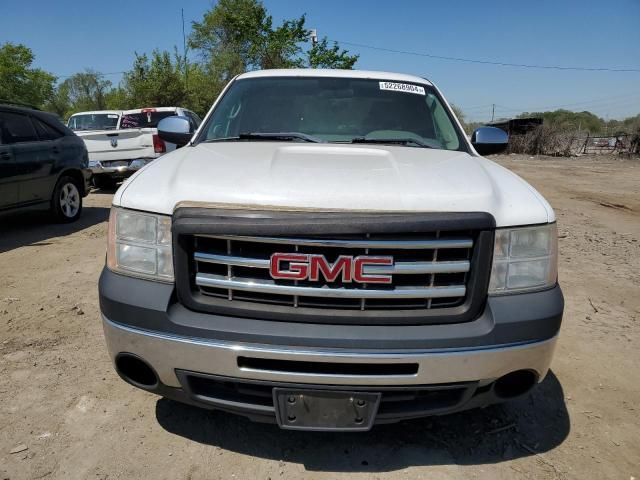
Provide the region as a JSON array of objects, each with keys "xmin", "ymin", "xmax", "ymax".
[
  {"xmin": 31, "ymin": 116, "xmax": 64, "ymax": 198},
  {"xmin": 2, "ymin": 112, "xmax": 52, "ymax": 205},
  {"xmin": 0, "ymin": 114, "xmax": 19, "ymax": 209}
]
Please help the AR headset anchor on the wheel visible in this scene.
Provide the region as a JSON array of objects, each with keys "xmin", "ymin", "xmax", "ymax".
[{"xmin": 52, "ymin": 175, "xmax": 82, "ymax": 223}]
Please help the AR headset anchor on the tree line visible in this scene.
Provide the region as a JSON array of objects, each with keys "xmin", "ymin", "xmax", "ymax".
[
  {"xmin": 460, "ymin": 109, "xmax": 640, "ymax": 137},
  {"xmin": 0, "ymin": 0, "xmax": 358, "ymax": 119},
  {"xmin": 515, "ymin": 110, "xmax": 640, "ymax": 136}
]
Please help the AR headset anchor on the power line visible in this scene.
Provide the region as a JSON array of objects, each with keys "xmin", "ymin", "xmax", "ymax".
[
  {"xmin": 332, "ymin": 39, "xmax": 640, "ymax": 73},
  {"xmin": 459, "ymin": 92, "xmax": 640, "ymax": 117},
  {"xmin": 493, "ymin": 94, "xmax": 640, "ymax": 113},
  {"xmin": 461, "ymin": 104, "xmax": 495, "ymax": 111},
  {"xmin": 51, "ymin": 40, "xmax": 640, "ymax": 81}
]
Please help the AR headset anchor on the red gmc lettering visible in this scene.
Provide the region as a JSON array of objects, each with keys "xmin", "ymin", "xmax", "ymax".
[
  {"xmin": 269, "ymin": 253, "xmax": 309, "ymax": 280},
  {"xmin": 353, "ymin": 257, "xmax": 393, "ymax": 284},
  {"xmin": 269, "ymin": 253, "xmax": 393, "ymax": 284},
  {"xmin": 309, "ymin": 255, "xmax": 353, "ymax": 282}
]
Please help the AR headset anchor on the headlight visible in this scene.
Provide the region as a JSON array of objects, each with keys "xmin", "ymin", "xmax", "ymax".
[
  {"xmin": 106, "ymin": 207, "xmax": 173, "ymax": 282},
  {"xmin": 489, "ymin": 223, "xmax": 558, "ymax": 294}
]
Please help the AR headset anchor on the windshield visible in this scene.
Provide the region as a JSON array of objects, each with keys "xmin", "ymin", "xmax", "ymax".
[
  {"xmin": 68, "ymin": 113, "xmax": 119, "ymax": 131},
  {"xmin": 120, "ymin": 111, "xmax": 177, "ymax": 129},
  {"xmin": 199, "ymin": 77, "xmax": 466, "ymax": 151}
]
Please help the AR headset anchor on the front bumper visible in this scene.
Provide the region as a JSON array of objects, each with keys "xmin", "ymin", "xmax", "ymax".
[
  {"xmin": 103, "ymin": 316, "xmax": 558, "ymax": 388},
  {"xmin": 99, "ymin": 268, "xmax": 563, "ymax": 423}
]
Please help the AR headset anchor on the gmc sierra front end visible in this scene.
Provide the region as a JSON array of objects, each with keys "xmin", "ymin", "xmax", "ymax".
[{"xmin": 99, "ymin": 69, "xmax": 563, "ymax": 431}]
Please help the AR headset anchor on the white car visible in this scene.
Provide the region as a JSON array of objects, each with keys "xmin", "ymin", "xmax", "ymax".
[
  {"xmin": 68, "ymin": 107, "xmax": 201, "ymax": 188},
  {"xmin": 99, "ymin": 69, "xmax": 563, "ymax": 431}
]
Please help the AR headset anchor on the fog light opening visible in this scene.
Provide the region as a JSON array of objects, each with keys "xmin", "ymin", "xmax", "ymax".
[
  {"xmin": 115, "ymin": 353, "xmax": 158, "ymax": 389},
  {"xmin": 494, "ymin": 370, "xmax": 537, "ymax": 399}
]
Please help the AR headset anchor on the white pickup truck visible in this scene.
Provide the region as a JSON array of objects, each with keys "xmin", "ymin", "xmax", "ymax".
[
  {"xmin": 68, "ymin": 107, "xmax": 201, "ymax": 188},
  {"xmin": 99, "ymin": 69, "xmax": 563, "ymax": 431}
]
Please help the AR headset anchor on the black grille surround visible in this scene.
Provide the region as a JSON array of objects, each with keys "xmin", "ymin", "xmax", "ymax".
[{"xmin": 173, "ymin": 208, "xmax": 495, "ymax": 326}]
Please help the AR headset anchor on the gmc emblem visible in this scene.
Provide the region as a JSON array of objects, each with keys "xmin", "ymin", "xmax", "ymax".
[{"xmin": 269, "ymin": 253, "xmax": 393, "ymax": 284}]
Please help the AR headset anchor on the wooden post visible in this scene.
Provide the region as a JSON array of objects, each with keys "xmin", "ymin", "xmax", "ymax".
[{"xmin": 582, "ymin": 133, "xmax": 589, "ymax": 154}]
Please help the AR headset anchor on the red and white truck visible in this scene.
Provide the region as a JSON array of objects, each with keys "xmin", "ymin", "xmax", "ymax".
[{"xmin": 68, "ymin": 107, "xmax": 201, "ymax": 188}]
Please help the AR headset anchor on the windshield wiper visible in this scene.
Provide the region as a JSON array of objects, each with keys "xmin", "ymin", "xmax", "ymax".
[
  {"xmin": 204, "ymin": 132, "xmax": 322, "ymax": 143},
  {"xmin": 350, "ymin": 137, "xmax": 433, "ymax": 148},
  {"xmin": 239, "ymin": 132, "xmax": 323, "ymax": 143}
]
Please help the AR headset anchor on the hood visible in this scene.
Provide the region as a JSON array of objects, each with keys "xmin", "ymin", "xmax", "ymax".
[{"xmin": 115, "ymin": 142, "xmax": 553, "ymax": 227}]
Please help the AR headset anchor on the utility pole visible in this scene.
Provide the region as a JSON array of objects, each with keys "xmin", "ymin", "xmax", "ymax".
[
  {"xmin": 491, "ymin": 104, "xmax": 495, "ymax": 123},
  {"xmin": 182, "ymin": 8, "xmax": 188, "ymax": 92}
]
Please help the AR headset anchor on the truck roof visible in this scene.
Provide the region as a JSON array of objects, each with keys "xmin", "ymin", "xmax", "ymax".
[
  {"xmin": 122, "ymin": 107, "xmax": 181, "ymax": 114},
  {"xmin": 69, "ymin": 110, "xmax": 122, "ymax": 116},
  {"xmin": 236, "ymin": 69, "xmax": 433, "ymax": 86},
  {"xmin": 70, "ymin": 108, "xmax": 184, "ymax": 117}
]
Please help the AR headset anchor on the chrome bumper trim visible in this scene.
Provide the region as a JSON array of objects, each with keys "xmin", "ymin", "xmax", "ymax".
[
  {"xmin": 195, "ymin": 273, "xmax": 466, "ymax": 299},
  {"xmin": 90, "ymin": 166, "xmax": 134, "ymax": 174},
  {"xmin": 89, "ymin": 159, "xmax": 154, "ymax": 175},
  {"xmin": 102, "ymin": 316, "xmax": 557, "ymax": 388}
]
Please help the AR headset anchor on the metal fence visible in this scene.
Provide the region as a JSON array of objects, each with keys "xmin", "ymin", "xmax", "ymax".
[
  {"xmin": 580, "ymin": 134, "xmax": 635, "ymax": 155},
  {"xmin": 507, "ymin": 130, "xmax": 639, "ymax": 156}
]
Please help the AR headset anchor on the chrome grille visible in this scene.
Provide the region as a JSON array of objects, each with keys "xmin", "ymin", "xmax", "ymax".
[{"xmin": 191, "ymin": 232, "xmax": 474, "ymax": 311}]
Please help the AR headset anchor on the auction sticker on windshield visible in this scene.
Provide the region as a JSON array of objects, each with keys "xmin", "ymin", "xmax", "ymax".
[{"xmin": 379, "ymin": 82, "xmax": 425, "ymax": 95}]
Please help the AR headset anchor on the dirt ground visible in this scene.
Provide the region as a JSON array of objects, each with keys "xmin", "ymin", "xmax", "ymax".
[{"xmin": 1, "ymin": 154, "xmax": 638, "ymax": 480}]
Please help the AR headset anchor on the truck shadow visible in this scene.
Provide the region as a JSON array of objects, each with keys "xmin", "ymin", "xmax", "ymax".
[
  {"xmin": 155, "ymin": 371, "xmax": 569, "ymax": 472},
  {"xmin": 0, "ymin": 205, "xmax": 109, "ymax": 254}
]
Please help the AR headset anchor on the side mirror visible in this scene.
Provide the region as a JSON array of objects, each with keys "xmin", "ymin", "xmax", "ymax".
[
  {"xmin": 471, "ymin": 127, "xmax": 509, "ymax": 156},
  {"xmin": 158, "ymin": 116, "xmax": 193, "ymax": 147}
]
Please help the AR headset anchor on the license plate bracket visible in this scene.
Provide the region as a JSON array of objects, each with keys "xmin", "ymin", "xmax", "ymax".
[{"xmin": 273, "ymin": 388, "xmax": 381, "ymax": 431}]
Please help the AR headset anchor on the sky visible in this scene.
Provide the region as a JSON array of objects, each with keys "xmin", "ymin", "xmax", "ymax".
[{"xmin": 2, "ymin": 0, "xmax": 639, "ymax": 121}]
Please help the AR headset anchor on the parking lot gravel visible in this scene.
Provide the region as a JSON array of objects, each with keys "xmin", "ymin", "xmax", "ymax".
[{"xmin": 1, "ymin": 154, "xmax": 639, "ymax": 480}]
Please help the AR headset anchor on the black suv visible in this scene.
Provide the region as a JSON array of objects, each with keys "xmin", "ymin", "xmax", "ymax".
[{"xmin": 0, "ymin": 104, "xmax": 91, "ymax": 222}]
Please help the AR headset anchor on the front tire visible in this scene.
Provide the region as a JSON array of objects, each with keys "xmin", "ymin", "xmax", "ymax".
[{"xmin": 52, "ymin": 175, "xmax": 82, "ymax": 223}]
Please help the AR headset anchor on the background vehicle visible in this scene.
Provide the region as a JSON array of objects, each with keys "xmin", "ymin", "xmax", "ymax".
[
  {"xmin": 68, "ymin": 107, "xmax": 201, "ymax": 189},
  {"xmin": 0, "ymin": 103, "xmax": 90, "ymax": 222},
  {"xmin": 100, "ymin": 70, "xmax": 563, "ymax": 432}
]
